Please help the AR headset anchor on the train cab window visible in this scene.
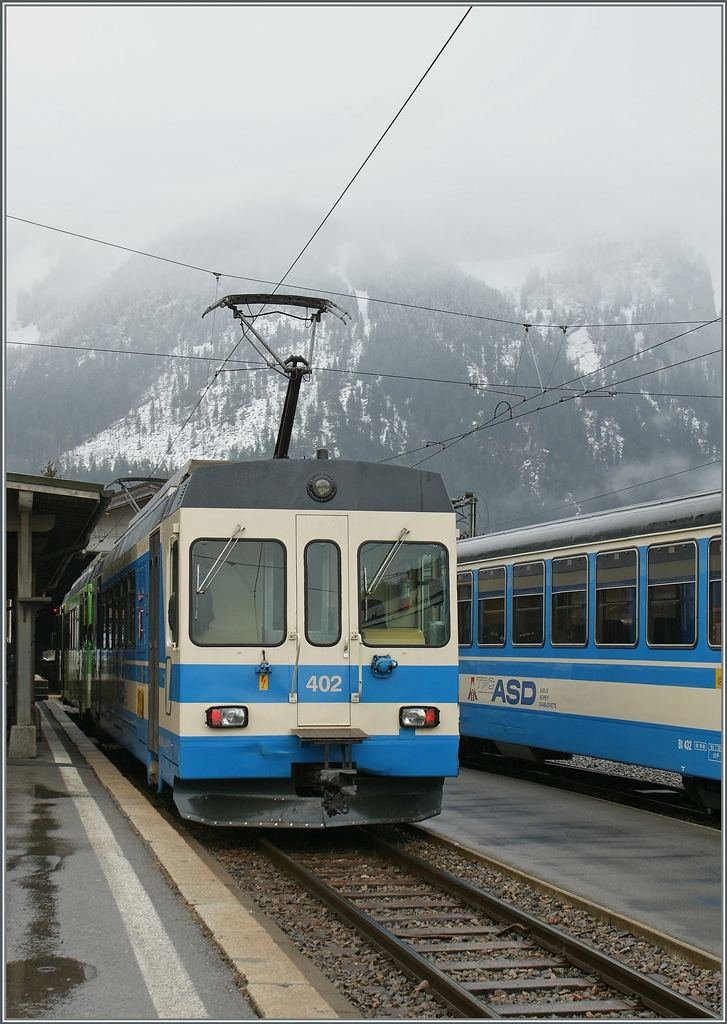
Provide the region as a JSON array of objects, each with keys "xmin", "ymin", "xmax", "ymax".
[
  {"xmin": 190, "ymin": 538, "xmax": 285, "ymax": 646},
  {"xmin": 551, "ymin": 556, "xmax": 587, "ymax": 646},
  {"xmin": 457, "ymin": 572, "xmax": 473, "ymax": 646},
  {"xmin": 708, "ymin": 538, "xmax": 721, "ymax": 648},
  {"xmin": 305, "ymin": 541, "xmax": 341, "ymax": 646},
  {"xmin": 596, "ymin": 549, "xmax": 637, "ymax": 646},
  {"xmin": 478, "ymin": 567, "xmax": 506, "ymax": 646},
  {"xmin": 647, "ymin": 542, "xmax": 696, "ymax": 647},
  {"xmin": 512, "ymin": 562, "xmax": 544, "ymax": 646},
  {"xmin": 359, "ymin": 541, "xmax": 449, "ymax": 646}
]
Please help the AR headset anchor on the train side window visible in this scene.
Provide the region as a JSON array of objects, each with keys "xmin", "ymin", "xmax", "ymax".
[
  {"xmin": 457, "ymin": 572, "xmax": 473, "ymax": 646},
  {"xmin": 101, "ymin": 591, "xmax": 107, "ymax": 648},
  {"xmin": 647, "ymin": 542, "xmax": 696, "ymax": 647},
  {"xmin": 127, "ymin": 571, "xmax": 136, "ymax": 648},
  {"xmin": 478, "ymin": 567, "xmax": 506, "ymax": 646},
  {"xmin": 512, "ymin": 562, "xmax": 544, "ymax": 646},
  {"xmin": 114, "ymin": 581, "xmax": 122, "ymax": 649},
  {"xmin": 595, "ymin": 549, "xmax": 637, "ymax": 646},
  {"xmin": 168, "ymin": 541, "xmax": 179, "ymax": 646},
  {"xmin": 96, "ymin": 590, "xmax": 102, "ymax": 648},
  {"xmin": 359, "ymin": 541, "xmax": 449, "ymax": 646},
  {"xmin": 106, "ymin": 591, "xmax": 113, "ymax": 649},
  {"xmin": 80, "ymin": 592, "xmax": 87, "ymax": 648},
  {"xmin": 708, "ymin": 538, "xmax": 721, "ymax": 648},
  {"xmin": 305, "ymin": 541, "xmax": 341, "ymax": 646},
  {"xmin": 190, "ymin": 538, "xmax": 285, "ymax": 646},
  {"xmin": 119, "ymin": 577, "xmax": 128, "ymax": 649},
  {"xmin": 551, "ymin": 556, "xmax": 587, "ymax": 646}
]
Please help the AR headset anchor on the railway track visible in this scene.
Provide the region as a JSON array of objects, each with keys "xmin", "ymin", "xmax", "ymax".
[
  {"xmin": 258, "ymin": 829, "xmax": 718, "ymax": 1019},
  {"xmin": 458, "ymin": 748, "xmax": 721, "ymax": 827}
]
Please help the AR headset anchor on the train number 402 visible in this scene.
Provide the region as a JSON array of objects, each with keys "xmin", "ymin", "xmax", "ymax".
[{"xmin": 305, "ymin": 674, "xmax": 343, "ymax": 692}]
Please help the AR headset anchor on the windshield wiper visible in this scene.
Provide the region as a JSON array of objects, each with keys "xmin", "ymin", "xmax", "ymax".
[
  {"xmin": 196, "ymin": 525, "xmax": 244, "ymax": 594},
  {"xmin": 365, "ymin": 528, "xmax": 410, "ymax": 595}
]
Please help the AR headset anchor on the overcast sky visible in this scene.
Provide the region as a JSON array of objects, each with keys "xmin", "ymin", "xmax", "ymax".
[{"xmin": 5, "ymin": 3, "xmax": 723, "ymax": 313}]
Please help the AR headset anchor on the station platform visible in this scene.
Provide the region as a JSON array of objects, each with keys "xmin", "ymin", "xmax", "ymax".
[
  {"xmin": 419, "ymin": 768, "xmax": 722, "ymax": 967},
  {"xmin": 5, "ymin": 699, "xmax": 358, "ymax": 1021}
]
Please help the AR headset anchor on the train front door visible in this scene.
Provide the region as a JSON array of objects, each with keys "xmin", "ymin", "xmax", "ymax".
[{"xmin": 295, "ymin": 515, "xmax": 352, "ymax": 727}]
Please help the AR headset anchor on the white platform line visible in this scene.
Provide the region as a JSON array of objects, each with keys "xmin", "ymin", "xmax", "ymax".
[{"xmin": 39, "ymin": 707, "xmax": 208, "ymax": 1019}]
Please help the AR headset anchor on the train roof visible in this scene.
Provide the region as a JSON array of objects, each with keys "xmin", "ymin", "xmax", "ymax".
[
  {"xmin": 457, "ymin": 490, "xmax": 722, "ymax": 564},
  {"xmin": 91, "ymin": 458, "xmax": 453, "ymax": 573}
]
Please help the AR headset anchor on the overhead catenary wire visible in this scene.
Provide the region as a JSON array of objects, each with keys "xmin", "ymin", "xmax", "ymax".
[
  {"xmin": 373, "ymin": 316, "xmax": 722, "ymax": 465},
  {"xmin": 7, "ymin": 216, "xmax": 720, "ymax": 333},
  {"xmin": 9, "ymin": 337, "xmax": 721, "ymax": 402},
  {"xmin": 271, "ymin": 6, "xmax": 473, "ymax": 292},
  {"xmin": 131, "ymin": 6, "xmax": 475, "ymax": 470},
  {"xmin": 390, "ymin": 341, "xmax": 721, "ymax": 468}
]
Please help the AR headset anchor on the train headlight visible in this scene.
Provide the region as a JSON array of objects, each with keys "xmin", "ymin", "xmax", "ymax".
[
  {"xmin": 307, "ymin": 473, "xmax": 336, "ymax": 502},
  {"xmin": 205, "ymin": 706, "xmax": 248, "ymax": 728},
  {"xmin": 399, "ymin": 706, "xmax": 440, "ymax": 728}
]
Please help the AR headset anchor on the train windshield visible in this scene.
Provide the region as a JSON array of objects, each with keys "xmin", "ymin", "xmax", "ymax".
[
  {"xmin": 190, "ymin": 538, "xmax": 285, "ymax": 645},
  {"xmin": 359, "ymin": 542, "xmax": 449, "ymax": 646}
]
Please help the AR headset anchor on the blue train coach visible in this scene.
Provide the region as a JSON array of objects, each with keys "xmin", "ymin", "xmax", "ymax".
[
  {"xmin": 457, "ymin": 491, "xmax": 722, "ymax": 810},
  {"xmin": 61, "ymin": 456, "xmax": 460, "ymax": 827}
]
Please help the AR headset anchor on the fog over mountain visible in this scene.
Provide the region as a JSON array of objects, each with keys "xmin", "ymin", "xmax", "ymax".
[{"xmin": 6, "ymin": 225, "xmax": 720, "ymax": 531}]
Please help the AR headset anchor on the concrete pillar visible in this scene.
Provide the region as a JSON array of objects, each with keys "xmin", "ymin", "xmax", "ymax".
[{"xmin": 8, "ymin": 491, "xmax": 36, "ymax": 757}]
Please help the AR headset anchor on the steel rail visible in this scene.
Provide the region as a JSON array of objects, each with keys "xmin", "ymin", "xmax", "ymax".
[
  {"xmin": 255, "ymin": 834, "xmax": 502, "ymax": 1018},
  {"xmin": 364, "ymin": 832, "xmax": 719, "ymax": 1020}
]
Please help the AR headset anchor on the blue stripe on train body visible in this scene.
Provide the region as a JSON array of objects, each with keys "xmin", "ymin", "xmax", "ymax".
[
  {"xmin": 157, "ymin": 731, "xmax": 459, "ymax": 784},
  {"xmin": 172, "ymin": 662, "xmax": 457, "ymax": 705}
]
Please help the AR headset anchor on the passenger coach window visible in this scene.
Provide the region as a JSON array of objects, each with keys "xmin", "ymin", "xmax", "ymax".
[
  {"xmin": 596, "ymin": 550, "xmax": 637, "ymax": 646},
  {"xmin": 551, "ymin": 556, "xmax": 587, "ymax": 646},
  {"xmin": 647, "ymin": 542, "xmax": 696, "ymax": 647},
  {"xmin": 512, "ymin": 562, "xmax": 544, "ymax": 645},
  {"xmin": 119, "ymin": 577, "xmax": 127, "ymax": 648},
  {"xmin": 478, "ymin": 567, "xmax": 506, "ymax": 645},
  {"xmin": 127, "ymin": 571, "xmax": 136, "ymax": 648},
  {"xmin": 190, "ymin": 539, "xmax": 285, "ymax": 646},
  {"xmin": 359, "ymin": 541, "xmax": 449, "ymax": 646},
  {"xmin": 113, "ymin": 582, "xmax": 121, "ymax": 649},
  {"xmin": 709, "ymin": 538, "xmax": 721, "ymax": 648},
  {"xmin": 457, "ymin": 572, "xmax": 473, "ymax": 646},
  {"xmin": 305, "ymin": 541, "xmax": 341, "ymax": 646}
]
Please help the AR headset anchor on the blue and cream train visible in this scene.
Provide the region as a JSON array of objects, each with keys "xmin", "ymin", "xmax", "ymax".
[
  {"xmin": 60, "ymin": 457, "xmax": 460, "ymax": 826},
  {"xmin": 457, "ymin": 491, "xmax": 722, "ymax": 810}
]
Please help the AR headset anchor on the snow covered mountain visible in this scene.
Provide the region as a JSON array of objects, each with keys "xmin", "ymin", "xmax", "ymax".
[{"xmin": 6, "ymin": 229, "xmax": 720, "ymax": 530}]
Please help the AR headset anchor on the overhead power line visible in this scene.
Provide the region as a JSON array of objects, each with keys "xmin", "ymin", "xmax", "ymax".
[
  {"xmin": 274, "ymin": 6, "xmax": 473, "ymax": 290},
  {"xmin": 387, "ymin": 342, "xmax": 721, "ymax": 468},
  {"xmin": 7, "ymin": 216, "xmax": 719, "ymax": 333},
  {"xmin": 9, "ymin": 338, "xmax": 721, "ymax": 403}
]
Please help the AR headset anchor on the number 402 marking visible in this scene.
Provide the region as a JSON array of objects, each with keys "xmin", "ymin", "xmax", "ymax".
[{"xmin": 305, "ymin": 674, "xmax": 343, "ymax": 692}]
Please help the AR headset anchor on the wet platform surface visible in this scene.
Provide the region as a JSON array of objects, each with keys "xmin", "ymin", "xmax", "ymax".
[
  {"xmin": 420, "ymin": 767, "xmax": 722, "ymax": 961},
  {"xmin": 5, "ymin": 700, "xmax": 356, "ymax": 1020}
]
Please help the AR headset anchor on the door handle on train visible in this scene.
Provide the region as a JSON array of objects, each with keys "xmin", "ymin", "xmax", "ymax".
[{"xmin": 164, "ymin": 656, "xmax": 172, "ymax": 715}]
